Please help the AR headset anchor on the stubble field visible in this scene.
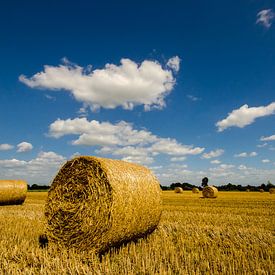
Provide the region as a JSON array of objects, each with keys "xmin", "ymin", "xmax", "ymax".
[{"xmin": 0, "ymin": 191, "xmax": 274, "ymax": 274}]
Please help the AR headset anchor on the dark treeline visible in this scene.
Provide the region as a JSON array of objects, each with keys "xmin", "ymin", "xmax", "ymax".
[
  {"xmin": 27, "ymin": 184, "xmax": 50, "ymax": 191},
  {"xmin": 161, "ymin": 181, "xmax": 274, "ymax": 192}
]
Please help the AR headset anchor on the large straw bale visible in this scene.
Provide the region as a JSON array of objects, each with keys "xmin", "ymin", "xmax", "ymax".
[
  {"xmin": 45, "ymin": 156, "xmax": 162, "ymax": 254},
  {"xmin": 174, "ymin": 187, "xmax": 183, "ymax": 193},
  {"xmin": 269, "ymin": 188, "xmax": 275, "ymax": 194},
  {"xmin": 192, "ymin": 187, "xmax": 200, "ymax": 193},
  {"xmin": 202, "ymin": 186, "xmax": 218, "ymax": 198},
  {"xmin": 0, "ymin": 180, "xmax": 27, "ymax": 205}
]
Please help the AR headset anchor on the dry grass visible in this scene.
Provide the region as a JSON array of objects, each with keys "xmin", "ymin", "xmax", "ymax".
[
  {"xmin": 202, "ymin": 186, "xmax": 218, "ymax": 198},
  {"xmin": 0, "ymin": 180, "xmax": 27, "ymax": 205},
  {"xmin": 45, "ymin": 156, "xmax": 162, "ymax": 254},
  {"xmin": 0, "ymin": 191, "xmax": 274, "ymax": 274}
]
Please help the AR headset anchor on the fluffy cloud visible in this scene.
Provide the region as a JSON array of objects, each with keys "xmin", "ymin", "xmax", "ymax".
[
  {"xmin": 256, "ymin": 9, "xmax": 274, "ymax": 28},
  {"xmin": 0, "ymin": 144, "xmax": 14, "ymax": 151},
  {"xmin": 234, "ymin": 152, "xmax": 257, "ymax": 158},
  {"xmin": 17, "ymin": 142, "xmax": 33, "ymax": 152},
  {"xmin": 210, "ymin": 160, "xmax": 221, "ymax": 164},
  {"xmin": 216, "ymin": 102, "xmax": 275, "ymax": 132},
  {"xmin": 166, "ymin": 56, "xmax": 180, "ymax": 72},
  {"xmin": 202, "ymin": 149, "xmax": 224, "ymax": 159},
  {"xmin": 262, "ymin": 159, "xmax": 270, "ymax": 163},
  {"xmin": 170, "ymin": 156, "xmax": 186, "ymax": 162},
  {"xmin": 0, "ymin": 151, "xmax": 66, "ymax": 185},
  {"xmin": 19, "ymin": 57, "xmax": 180, "ymax": 111},
  {"xmin": 260, "ymin": 135, "xmax": 275, "ymax": 141},
  {"xmin": 48, "ymin": 117, "xmax": 204, "ymax": 165}
]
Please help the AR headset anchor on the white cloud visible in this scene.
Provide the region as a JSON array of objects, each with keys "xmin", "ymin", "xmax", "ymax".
[
  {"xmin": 166, "ymin": 56, "xmax": 180, "ymax": 72},
  {"xmin": 170, "ymin": 156, "xmax": 186, "ymax": 162},
  {"xmin": 256, "ymin": 9, "xmax": 274, "ymax": 28},
  {"xmin": 202, "ymin": 149, "xmax": 224, "ymax": 159},
  {"xmin": 262, "ymin": 159, "xmax": 270, "ymax": 163},
  {"xmin": 48, "ymin": 117, "xmax": 204, "ymax": 165},
  {"xmin": 210, "ymin": 160, "xmax": 221, "ymax": 164},
  {"xmin": 0, "ymin": 151, "xmax": 66, "ymax": 185},
  {"xmin": 187, "ymin": 95, "xmax": 201, "ymax": 101},
  {"xmin": 260, "ymin": 135, "xmax": 275, "ymax": 141},
  {"xmin": 17, "ymin": 142, "xmax": 33, "ymax": 153},
  {"xmin": 19, "ymin": 57, "xmax": 179, "ymax": 111},
  {"xmin": 234, "ymin": 151, "xmax": 257, "ymax": 158},
  {"xmin": 257, "ymin": 143, "xmax": 268, "ymax": 148},
  {"xmin": 216, "ymin": 102, "xmax": 275, "ymax": 132},
  {"xmin": 0, "ymin": 144, "xmax": 14, "ymax": 151}
]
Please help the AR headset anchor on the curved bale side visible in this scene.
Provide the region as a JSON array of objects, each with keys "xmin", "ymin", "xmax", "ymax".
[
  {"xmin": 45, "ymin": 156, "xmax": 162, "ymax": 254},
  {"xmin": 259, "ymin": 189, "xmax": 264, "ymax": 193},
  {"xmin": 0, "ymin": 180, "xmax": 27, "ymax": 205},
  {"xmin": 269, "ymin": 188, "xmax": 275, "ymax": 194},
  {"xmin": 192, "ymin": 187, "xmax": 200, "ymax": 193},
  {"xmin": 202, "ymin": 186, "xmax": 218, "ymax": 198},
  {"xmin": 174, "ymin": 187, "xmax": 183, "ymax": 193}
]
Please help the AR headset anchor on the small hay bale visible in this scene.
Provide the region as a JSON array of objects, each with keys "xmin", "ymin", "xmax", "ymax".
[
  {"xmin": 0, "ymin": 180, "xmax": 27, "ymax": 205},
  {"xmin": 259, "ymin": 189, "xmax": 264, "ymax": 193},
  {"xmin": 202, "ymin": 186, "xmax": 218, "ymax": 198},
  {"xmin": 269, "ymin": 188, "xmax": 275, "ymax": 194},
  {"xmin": 174, "ymin": 187, "xmax": 183, "ymax": 193},
  {"xmin": 192, "ymin": 187, "xmax": 200, "ymax": 193},
  {"xmin": 45, "ymin": 156, "xmax": 162, "ymax": 254},
  {"xmin": 246, "ymin": 189, "xmax": 250, "ymax": 192}
]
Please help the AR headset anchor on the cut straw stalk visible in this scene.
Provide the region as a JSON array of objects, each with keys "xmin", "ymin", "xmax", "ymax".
[
  {"xmin": 45, "ymin": 156, "xmax": 162, "ymax": 254},
  {"xmin": 0, "ymin": 180, "xmax": 27, "ymax": 205},
  {"xmin": 202, "ymin": 186, "xmax": 218, "ymax": 198}
]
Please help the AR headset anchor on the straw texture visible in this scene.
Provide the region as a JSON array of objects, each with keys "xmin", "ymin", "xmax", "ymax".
[
  {"xmin": 174, "ymin": 187, "xmax": 183, "ymax": 193},
  {"xmin": 45, "ymin": 156, "xmax": 162, "ymax": 254},
  {"xmin": 202, "ymin": 186, "xmax": 218, "ymax": 198},
  {"xmin": 192, "ymin": 187, "xmax": 200, "ymax": 193},
  {"xmin": 0, "ymin": 180, "xmax": 27, "ymax": 205},
  {"xmin": 269, "ymin": 188, "xmax": 275, "ymax": 194}
]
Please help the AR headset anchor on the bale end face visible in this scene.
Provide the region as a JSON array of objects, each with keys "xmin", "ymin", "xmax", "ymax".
[
  {"xmin": 174, "ymin": 187, "xmax": 183, "ymax": 193},
  {"xmin": 192, "ymin": 187, "xmax": 200, "ymax": 193}
]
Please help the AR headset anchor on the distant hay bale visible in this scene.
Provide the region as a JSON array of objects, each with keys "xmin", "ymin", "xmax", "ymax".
[
  {"xmin": 174, "ymin": 187, "xmax": 183, "ymax": 193},
  {"xmin": 269, "ymin": 188, "xmax": 275, "ymax": 194},
  {"xmin": 45, "ymin": 156, "xmax": 162, "ymax": 254},
  {"xmin": 259, "ymin": 189, "xmax": 264, "ymax": 193},
  {"xmin": 0, "ymin": 180, "xmax": 27, "ymax": 205},
  {"xmin": 192, "ymin": 187, "xmax": 200, "ymax": 193},
  {"xmin": 246, "ymin": 189, "xmax": 250, "ymax": 192},
  {"xmin": 202, "ymin": 186, "xmax": 218, "ymax": 198}
]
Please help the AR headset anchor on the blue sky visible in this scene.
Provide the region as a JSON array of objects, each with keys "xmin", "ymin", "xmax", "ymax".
[{"xmin": 0, "ymin": 0, "xmax": 274, "ymax": 185}]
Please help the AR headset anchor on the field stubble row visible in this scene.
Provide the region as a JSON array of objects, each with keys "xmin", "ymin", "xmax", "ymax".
[{"xmin": 0, "ymin": 191, "xmax": 274, "ymax": 274}]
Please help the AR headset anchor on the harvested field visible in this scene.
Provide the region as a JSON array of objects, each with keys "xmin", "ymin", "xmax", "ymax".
[{"xmin": 0, "ymin": 191, "xmax": 274, "ymax": 274}]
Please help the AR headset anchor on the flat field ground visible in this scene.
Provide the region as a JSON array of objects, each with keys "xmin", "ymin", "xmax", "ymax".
[{"xmin": 0, "ymin": 191, "xmax": 274, "ymax": 274}]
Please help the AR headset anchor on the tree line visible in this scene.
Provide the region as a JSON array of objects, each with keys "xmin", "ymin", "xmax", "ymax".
[{"xmin": 160, "ymin": 181, "xmax": 274, "ymax": 192}]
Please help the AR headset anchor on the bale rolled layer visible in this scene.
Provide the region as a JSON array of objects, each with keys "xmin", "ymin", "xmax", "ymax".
[
  {"xmin": 202, "ymin": 186, "xmax": 218, "ymax": 198},
  {"xmin": 174, "ymin": 187, "xmax": 183, "ymax": 193},
  {"xmin": 45, "ymin": 156, "xmax": 162, "ymax": 254},
  {"xmin": 269, "ymin": 188, "xmax": 275, "ymax": 194},
  {"xmin": 192, "ymin": 187, "xmax": 200, "ymax": 193},
  {"xmin": 0, "ymin": 180, "xmax": 27, "ymax": 205}
]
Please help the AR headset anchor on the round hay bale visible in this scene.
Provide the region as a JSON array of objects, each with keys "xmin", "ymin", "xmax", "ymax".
[
  {"xmin": 45, "ymin": 156, "xmax": 162, "ymax": 254},
  {"xmin": 174, "ymin": 187, "xmax": 183, "ymax": 193},
  {"xmin": 202, "ymin": 186, "xmax": 218, "ymax": 198},
  {"xmin": 269, "ymin": 188, "xmax": 275, "ymax": 194},
  {"xmin": 259, "ymin": 189, "xmax": 264, "ymax": 193},
  {"xmin": 0, "ymin": 180, "xmax": 27, "ymax": 205},
  {"xmin": 192, "ymin": 187, "xmax": 200, "ymax": 193},
  {"xmin": 246, "ymin": 189, "xmax": 250, "ymax": 192}
]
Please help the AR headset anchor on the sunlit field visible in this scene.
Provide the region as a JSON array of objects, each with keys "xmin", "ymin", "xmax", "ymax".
[{"xmin": 0, "ymin": 191, "xmax": 274, "ymax": 274}]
